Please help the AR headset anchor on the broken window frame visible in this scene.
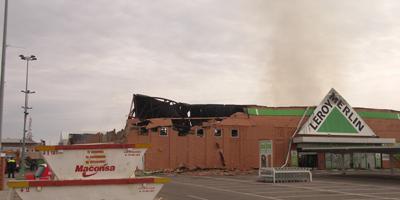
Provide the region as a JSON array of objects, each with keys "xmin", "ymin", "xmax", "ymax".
[
  {"xmin": 214, "ymin": 128, "xmax": 222, "ymax": 137},
  {"xmin": 196, "ymin": 128, "xmax": 204, "ymax": 137},
  {"xmin": 151, "ymin": 127, "xmax": 158, "ymax": 132},
  {"xmin": 160, "ymin": 127, "xmax": 168, "ymax": 136},
  {"xmin": 231, "ymin": 129, "xmax": 239, "ymax": 138},
  {"xmin": 139, "ymin": 127, "xmax": 148, "ymax": 136}
]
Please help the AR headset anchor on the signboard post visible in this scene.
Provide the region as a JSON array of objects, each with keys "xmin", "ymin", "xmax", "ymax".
[{"xmin": 290, "ymin": 150, "xmax": 298, "ymax": 167}]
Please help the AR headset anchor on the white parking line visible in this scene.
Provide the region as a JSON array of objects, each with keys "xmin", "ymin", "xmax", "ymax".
[
  {"xmin": 276, "ymin": 193, "xmax": 355, "ymax": 198},
  {"xmin": 216, "ymin": 185, "xmax": 273, "ymax": 189},
  {"xmin": 335, "ymin": 187, "xmax": 392, "ymax": 191},
  {"xmin": 363, "ymin": 191, "xmax": 400, "ymax": 195},
  {"xmin": 254, "ymin": 190, "xmax": 322, "ymax": 195},
  {"xmin": 283, "ymin": 186, "xmax": 398, "ymax": 200},
  {"xmin": 172, "ymin": 181, "xmax": 283, "ymax": 200},
  {"xmin": 313, "ymin": 180, "xmax": 399, "ymax": 190},
  {"xmin": 310, "ymin": 184, "xmax": 370, "ymax": 188},
  {"xmin": 192, "ymin": 176, "xmax": 399, "ymax": 200},
  {"xmin": 344, "ymin": 198, "xmax": 376, "ymax": 200},
  {"xmin": 187, "ymin": 195, "xmax": 209, "ymax": 200}
]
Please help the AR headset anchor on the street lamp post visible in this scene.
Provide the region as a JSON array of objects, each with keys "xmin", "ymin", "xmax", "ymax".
[
  {"xmin": 19, "ymin": 54, "xmax": 36, "ymax": 177},
  {"xmin": 0, "ymin": 0, "xmax": 9, "ymax": 151}
]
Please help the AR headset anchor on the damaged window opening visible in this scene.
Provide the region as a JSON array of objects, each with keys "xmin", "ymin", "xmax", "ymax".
[
  {"xmin": 231, "ymin": 129, "xmax": 239, "ymax": 138},
  {"xmin": 151, "ymin": 127, "xmax": 158, "ymax": 132},
  {"xmin": 214, "ymin": 128, "xmax": 222, "ymax": 137},
  {"xmin": 139, "ymin": 127, "xmax": 148, "ymax": 135},
  {"xmin": 196, "ymin": 128, "xmax": 204, "ymax": 137},
  {"xmin": 171, "ymin": 119, "xmax": 192, "ymax": 136},
  {"xmin": 177, "ymin": 132, "xmax": 186, "ymax": 136},
  {"xmin": 160, "ymin": 127, "xmax": 168, "ymax": 136}
]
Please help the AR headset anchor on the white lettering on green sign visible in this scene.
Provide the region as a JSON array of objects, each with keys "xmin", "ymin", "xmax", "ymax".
[{"xmin": 299, "ymin": 88, "xmax": 375, "ymax": 136}]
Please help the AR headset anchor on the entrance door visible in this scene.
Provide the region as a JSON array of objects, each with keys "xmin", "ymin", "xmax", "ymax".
[{"xmin": 299, "ymin": 153, "xmax": 318, "ymax": 168}]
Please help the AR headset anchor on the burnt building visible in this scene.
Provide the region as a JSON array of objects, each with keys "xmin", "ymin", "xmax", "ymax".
[{"xmin": 125, "ymin": 89, "xmax": 400, "ymax": 170}]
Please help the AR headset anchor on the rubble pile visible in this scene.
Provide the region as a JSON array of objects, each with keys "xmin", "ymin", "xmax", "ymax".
[{"xmin": 146, "ymin": 167, "xmax": 258, "ymax": 176}]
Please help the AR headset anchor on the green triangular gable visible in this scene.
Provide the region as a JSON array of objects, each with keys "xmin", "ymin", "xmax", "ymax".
[
  {"xmin": 298, "ymin": 88, "xmax": 376, "ymax": 136},
  {"xmin": 317, "ymin": 107, "xmax": 358, "ymax": 133}
]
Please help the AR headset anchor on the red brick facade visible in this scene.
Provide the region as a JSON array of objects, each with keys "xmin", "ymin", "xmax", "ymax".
[{"xmin": 126, "ymin": 109, "xmax": 400, "ymax": 170}]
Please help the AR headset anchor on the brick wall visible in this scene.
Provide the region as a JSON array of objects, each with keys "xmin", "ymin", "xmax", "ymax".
[
  {"xmin": 125, "ymin": 114, "xmax": 400, "ymax": 170},
  {"xmin": 126, "ymin": 115, "xmax": 301, "ymax": 170}
]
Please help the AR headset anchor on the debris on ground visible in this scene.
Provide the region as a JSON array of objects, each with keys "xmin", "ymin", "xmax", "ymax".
[{"xmin": 145, "ymin": 167, "xmax": 258, "ymax": 177}]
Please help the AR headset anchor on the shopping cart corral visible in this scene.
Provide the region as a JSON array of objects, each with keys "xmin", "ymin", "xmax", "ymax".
[{"xmin": 259, "ymin": 167, "xmax": 312, "ymax": 183}]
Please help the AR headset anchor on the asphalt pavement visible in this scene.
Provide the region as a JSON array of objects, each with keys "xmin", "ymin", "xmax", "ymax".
[
  {"xmin": 157, "ymin": 171, "xmax": 400, "ymax": 200},
  {"xmin": 2, "ymin": 170, "xmax": 400, "ymax": 200}
]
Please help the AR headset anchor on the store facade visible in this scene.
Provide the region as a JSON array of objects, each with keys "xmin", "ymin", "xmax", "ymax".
[{"xmin": 125, "ymin": 89, "xmax": 400, "ymax": 170}]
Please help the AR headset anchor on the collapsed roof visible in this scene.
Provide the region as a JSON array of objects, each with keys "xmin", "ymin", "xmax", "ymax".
[
  {"xmin": 128, "ymin": 94, "xmax": 249, "ymax": 135},
  {"xmin": 130, "ymin": 94, "xmax": 247, "ymax": 120}
]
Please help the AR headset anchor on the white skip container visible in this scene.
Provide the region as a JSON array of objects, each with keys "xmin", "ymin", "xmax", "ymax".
[
  {"xmin": 8, "ymin": 177, "xmax": 168, "ymax": 200},
  {"xmin": 7, "ymin": 143, "xmax": 168, "ymax": 200},
  {"xmin": 35, "ymin": 143, "xmax": 149, "ymax": 180}
]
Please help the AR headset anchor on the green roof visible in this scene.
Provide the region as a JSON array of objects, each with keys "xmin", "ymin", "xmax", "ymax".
[{"xmin": 247, "ymin": 108, "xmax": 400, "ymax": 120}]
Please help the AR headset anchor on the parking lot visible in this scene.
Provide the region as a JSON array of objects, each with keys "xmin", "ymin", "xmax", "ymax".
[{"xmin": 158, "ymin": 171, "xmax": 400, "ymax": 200}]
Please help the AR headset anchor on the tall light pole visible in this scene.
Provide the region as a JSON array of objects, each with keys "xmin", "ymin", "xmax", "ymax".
[
  {"xmin": 0, "ymin": 0, "xmax": 9, "ymax": 151},
  {"xmin": 19, "ymin": 54, "xmax": 36, "ymax": 177}
]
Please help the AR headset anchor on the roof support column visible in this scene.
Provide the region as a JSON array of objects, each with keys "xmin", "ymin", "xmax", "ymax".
[
  {"xmin": 390, "ymin": 154, "xmax": 395, "ymax": 175},
  {"xmin": 350, "ymin": 153, "xmax": 354, "ymax": 169},
  {"xmin": 341, "ymin": 153, "xmax": 346, "ymax": 175}
]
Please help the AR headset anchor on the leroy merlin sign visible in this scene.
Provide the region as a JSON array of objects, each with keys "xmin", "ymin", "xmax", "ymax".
[{"xmin": 298, "ymin": 88, "xmax": 375, "ymax": 136}]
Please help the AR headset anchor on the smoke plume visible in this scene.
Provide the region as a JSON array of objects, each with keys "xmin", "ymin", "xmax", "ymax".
[{"xmin": 262, "ymin": 1, "xmax": 376, "ymax": 106}]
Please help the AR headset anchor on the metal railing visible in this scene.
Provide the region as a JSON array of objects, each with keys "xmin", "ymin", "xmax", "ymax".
[{"xmin": 259, "ymin": 167, "xmax": 312, "ymax": 183}]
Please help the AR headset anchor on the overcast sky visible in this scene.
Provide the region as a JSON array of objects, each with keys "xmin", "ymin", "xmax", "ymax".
[{"xmin": 0, "ymin": 0, "xmax": 399, "ymax": 144}]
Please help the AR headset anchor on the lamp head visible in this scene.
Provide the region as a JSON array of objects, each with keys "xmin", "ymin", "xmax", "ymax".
[{"xmin": 29, "ymin": 55, "xmax": 37, "ymax": 61}]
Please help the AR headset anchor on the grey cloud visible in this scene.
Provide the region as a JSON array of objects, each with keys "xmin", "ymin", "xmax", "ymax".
[{"xmin": 0, "ymin": 0, "xmax": 398, "ymax": 144}]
